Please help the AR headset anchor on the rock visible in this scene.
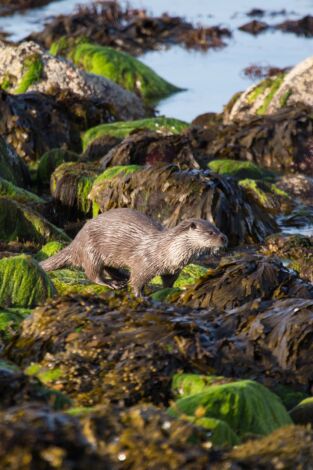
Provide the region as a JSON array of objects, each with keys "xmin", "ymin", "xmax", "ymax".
[
  {"xmin": 238, "ymin": 20, "xmax": 269, "ymax": 35},
  {"xmin": 51, "ymin": 40, "xmax": 182, "ymax": 101},
  {"xmin": 51, "ymin": 162, "xmax": 100, "ymax": 214},
  {"xmin": 213, "ymin": 105, "xmax": 313, "ymax": 174},
  {"xmin": 0, "ymin": 40, "xmax": 146, "ymax": 124},
  {"xmin": 276, "ymin": 15, "xmax": 313, "ymax": 37},
  {"xmin": 0, "ymin": 254, "xmax": 55, "ymax": 308},
  {"xmin": 0, "ymin": 404, "xmax": 110, "ymax": 469},
  {"xmin": 261, "ymin": 233, "xmax": 313, "ymax": 283},
  {"xmin": 0, "ymin": 177, "xmax": 44, "ymax": 204},
  {"xmin": 35, "ymin": 241, "xmax": 67, "ymax": 262},
  {"xmin": 217, "ymin": 425, "xmax": 313, "ymax": 469},
  {"xmin": 168, "ymin": 378, "xmax": 291, "ymax": 438},
  {"xmin": 0, "ymin": 0, "xmax": 53, "ymax": 16},
  {"xmin": 0, "ymin": 136, "xmax": 30, "ymax": 187},
  {"xmin": 6, "ymin": 295, "xmax": 224, "ymax": 405},
  {"xmin": 238, "ymin": 179, "xmax": 293, "ymax": 215},
  {"xmin": 82, "ymin": 135, "xmax": 122, "ymax": 162},
  {"xmin": 89, "ymin": 164, "xmax": 277, "ymax": 246},
  {"xmin": 82, "ymin": 117, "xmax": 189, "ymax": 150},
  {"xmin": 99, "ymin": 131, "xmax": 199, "ymax": 170},
  {"xmin": 0, "ymin": 307, "xmax": 30, "ymax": 341},
  {"xmin": 289, "ymin": 397, "xmax": 313, "ymax": 425},
  {"xmin": 48, "ymin": 268, "xmax": 109, "ymax": 297},
  {"xmin": 0, "ymin": 197, "xmax": 70, "ymax": 244},
  {"xmin": 277, "ymin": 174, "xmax": 313, "ymax": 206},
  {"xmin": 37, "ymin": 148, "xmax": 80, "ymax": 185},
  {"xmin": 173, "ymin": 254, "xmax": 313, "ymax": 309},
  {"xmin": 227, "ymin": 56, "xmax": 313, "ymax": 122}
]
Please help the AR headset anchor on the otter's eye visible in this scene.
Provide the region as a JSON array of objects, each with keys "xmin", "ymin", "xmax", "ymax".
[
  {"xmin": 190, "ymin": 222, "xmax": 197, "ymax": 230},
  {"xmin": 208, "ymin": 231, "xmax": 214, "ymax": 236}
]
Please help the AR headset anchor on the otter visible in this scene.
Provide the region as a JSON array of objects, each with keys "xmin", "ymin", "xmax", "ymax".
[{"xmin": 40, "ymin": 208, "xmax": 228, "ymax": 297}]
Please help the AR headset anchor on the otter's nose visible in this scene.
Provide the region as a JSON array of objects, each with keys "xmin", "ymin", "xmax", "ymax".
[{"xmin": 219, "ymin": 233, "xmax": 228, "ymax": 246}]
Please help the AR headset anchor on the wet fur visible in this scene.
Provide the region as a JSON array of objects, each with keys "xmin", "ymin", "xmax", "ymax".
[{"xmin": 40, "ymin": 208, "xmax": 227, "ymax": 296}]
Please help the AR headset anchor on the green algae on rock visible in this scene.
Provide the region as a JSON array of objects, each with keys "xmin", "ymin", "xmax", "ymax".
[
  {"xmin": 89, "ymin": 164, "xmax": 277, "ymax": 246},
  {"xmin": 0, "ymin": 254, "xmax": 55, "ymax": 308},
  {"xmin": 289, "ymin": 397, "xmax": 313, "ymax": 425},
  {"xmin": 49, "ymin": 268, "xmax": 110, "ymax": 296},
  {"xmin": 37, "ymin": 148, "xmax": 80, "ymax": 185},
  {"xmin": 83, "ymin": 117, "xmax": 189, "ymax": 149},
  {"xmin": 238, "ymin": 178, "xmax": 292, "ymax": 215},
  {"xmin": 0, "ymin": 197, "xmax": 70, "ymax": 244},
  {"xmin": 14, "ymin": 53, "xmax": 43, "ymax": 94},
  {"xmin": 208, "ymin": 159, "xmax": 274, "ymax": 180},
  {"xmin": 51, "ymin": 162, "xmax": 100, "ymax": 214},
  {"xmin": 172, "ymin": 373, "xmax": 235, "ymax": 399},
  {"xmin": 151, "ymin": 264, "xmax": 208, "ymax": 289},
  {"xmin": 183, "ymin": 416, "xmax": 239, "ymax": 447},
  {"xmin": 0, "ymin": 177, "xmax": 44, "ymax": 204},
  {"xmin": 168, "ymin": 379, "xmax": 292, "ymax": 439},
  {"xmin": 51, "ymin": 40, "xmax": 182, "ymax": 101},
  {"xmin": 0, "ymin": 307, "xmax": 30, "ymax": 340},
  {"xmin": 35, "ymin": 241, "xmax": 67, "ymax": 262},
  {"xmin": 0, "ymin": 136, "xmax": 30, "ymax": 187}
]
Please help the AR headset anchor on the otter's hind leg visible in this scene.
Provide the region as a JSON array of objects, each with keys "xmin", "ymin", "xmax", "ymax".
[{"xmin": 161, "ymin": 273, "xmax": 179, "ymax": 288}]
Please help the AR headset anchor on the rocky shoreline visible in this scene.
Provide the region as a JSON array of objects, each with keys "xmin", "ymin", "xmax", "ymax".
[{"xmin": 0, "ymin": 1, "xmax": 312, "ymax": 469}]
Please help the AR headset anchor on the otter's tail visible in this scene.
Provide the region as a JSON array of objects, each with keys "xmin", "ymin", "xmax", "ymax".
[{"xmin": 39, "ymin": 246, "xmax": 72, "ymax": 272}]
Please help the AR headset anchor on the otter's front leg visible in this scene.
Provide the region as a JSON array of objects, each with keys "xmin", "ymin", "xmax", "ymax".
[
  {"xmin": 129, "ymin": 270, "xmax": 153, "ymax": 298},
  {"xmin": 161, "ymin": 272, "xmax": 180, "ymax": 288}
]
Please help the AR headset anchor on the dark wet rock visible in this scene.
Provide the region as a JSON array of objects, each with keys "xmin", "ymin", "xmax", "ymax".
[
  {"xmin": 207, "ymin": 105, "xmax": 313, "ymax": 174},
  {"xmin": 243, "ymin": 64, "xmax": 291, "ymax": 80},
  {"xmin": 77, "ymin": 404, "xmax": 213, "ymax": 468},
  {"xmin": 216, "ymin": 425, "xmax": 313, "ymax": 469},
  {"xmin": 0, "ymin": 197, "xmax": 70, "ymax": 244},
  {"xmin": 51, "ymin": 162, "xmax": 100, "ymax": 215},
  {"xmin": 262, "ymin": 233, "xmax": 313, "ymax": 282},
  {"xmin": 29, "ymin": 2, "xmax": 231, "ymax": 55},
  {"xmin": 6, "ymin": 295, "xmax": 223, "ymax": 406},
  {"xmin": 0, "ymin": 254, "xmax": 55, "ymax": 308},
  {"xmin": 0, "ymin": 135, "xmax": 30, "ymax": 187},
  {"xmin": 89, "ymin": 164, "xmax": 277, "ymax": 246},
  {"xmin": 228, "ymin": 56, "xmax": 313, "ymax": 122},
  {"xmin": 246, "ymin": 8, "xmax": 265, "ymax": 17},
  {"xmin": 0, "ymin": 41, "xmax": 146, "ymax": 123},
  {"xmin": 191, "ymin": 112, "xmax": 223, "ymax": 128},
  {"xmin": 279, "ymin": 205, "xmax": 313, "ymax": 231},
  {"xmin": 37, "ymin": 148, "xmax": 80, "ymax": 186},
  {"xmin": 82, "ymin": 135, "xmax": 122, "ymax": 162},
  {"xmin": 173, "ymin": 254, "xmax": 313, "ymax": 309},
  {"xmin": 0, "ymin": 360, "xmax": 70, "ymax": 410},
  {"xmin": 99, "ymin": 131, "xmax": 199, "ymax": 170},
  {"xmin": 0, "ymin": 404, "xmax": 110, "ymax": 469},
  {"xmin": 239, "ymin": 20, "xmax": 269, "ymax": 35},
  {"xmin": 277, "ymin": 174, "xmax": 313, "ymax": 206},
  {"xmin": 276, "ymin": 15, "xmax": 313, "ymax": 37}
]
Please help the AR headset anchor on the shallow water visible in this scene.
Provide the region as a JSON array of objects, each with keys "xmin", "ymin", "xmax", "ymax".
[{"xmin": 2, "ymin": 0, "xmax": 313, "ymax": 121}]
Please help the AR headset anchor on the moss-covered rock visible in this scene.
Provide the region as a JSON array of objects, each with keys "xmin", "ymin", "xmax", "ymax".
[
  {"xmin": 208, "ymin": 159, "xmax": 275, "ymax": 180},
  {"xmin": 172, "ymin": 373, "xmax": 235, "ymax": 398},
  {"xmin": 238, "ymin": 178, "xmax": 292, "ymax": 215},
  {"xmin": 0, "ymin": 197, "xmax": 70, "ymax": 244},
  {"xmin": 0, "ymin": 307, "xmax": 30, "ymax": 340},
  {"xmin": 49, "ymin": 268, "xmax": 109, "ymax": 296},
  {"xmin": 0, "ymin": 254, "xmax": 55, "ymax": 308},
  {"xmin": 289, "ymin": 397, "xmax": 313, "ymax": 425},
  {"xmin": 168, "ymin": 379, "xmax": 292, "ymax": 439},
  {"xmin": 151, "ymin": 264, "xmax": 208, "ymax": 289},
  {"xmin": 51, "ymin": 40, "xmax": 181, "ymax": 101},
  {"xmin": 51, "ymin": 162, "xmax": 100, "ymax": 214},
  {"xmin": 35, "ymin": 240, "xmax": 67, "ymax": 262},
  {"xmin": 89, "ymin": 164, "xmax": 277, "ymax": 246},
  {"xmin": 183, "ymin": 416, "xmax": 239, "ymax": 447},
  {"xmin": 83, "ymin": 117, "xmax": 189, "ymax": 149},
  {"xmin": 0, "ymin": 177, "xmax": 44, "ymax": 204},
  {"xmin": 37, "ymin": 148, "xmax": 80, "ymax": 185}
]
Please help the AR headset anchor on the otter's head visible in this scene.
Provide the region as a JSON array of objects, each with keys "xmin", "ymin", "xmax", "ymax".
[{"xmin": 175, "ymin": 219, "xmax": 228, "ymax": 254}]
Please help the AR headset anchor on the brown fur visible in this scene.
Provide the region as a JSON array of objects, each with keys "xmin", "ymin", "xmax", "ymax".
[{"xmin": 40, "ymin": 208, "xmax": 228, "ymax": 296}]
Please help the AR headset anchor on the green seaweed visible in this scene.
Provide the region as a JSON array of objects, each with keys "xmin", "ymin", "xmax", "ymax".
[
  {"xmin": 208, "ymin": 159, "xmax": 275, "ymax": 181},
  {"xmin": 168, "ymin": 379, "xmax": 292, "ymax": 439},
  {"xmin": 0, "ymin": 307, "xmax": 31, "ymax": 340},
  {"xmin": 151, "ymin": 264, "xmax": 208, "ymax": 289},
  {"xmin": 14, "ymin": 54, "xmax": 43, "ymax": 94},
  {"xmin": 49, "ymin": 268, "xmax": 110, "ymax": 296},
  {"xmin": 0, "ymin": 177, "xmax": 44, "ymax": 204},
  {"xmin": 172, "ymin": 374, "xmax": 233, "ymax": 398},
  {"xmin": 239, "ymin": 179, "xmax": 289, "ymax": 211},
  {"xmin": 150, "ymin": 287, "xmax": 181, "ymax": 302},
  {"xmin": 183, "ymin": 416, "xmax": 240, "ymax": 447},
  {"xmin": 256, "ymin": 74, "xmax": 285, "ymax": 115},
  {"xmin": 93, "ymin": 165, "xmax": 142, "ymax": 185},
  {"xmin": 53, "ymin": 40, "xmax": 182, "ymax": 101},
  {"xmin": 0, "ymin": 255, "xmax": 55, "ymax": 308},
  {"xmin": 279, "ymin": 88, "xmax": 293, "ymax": 108},
  {"xmin": 83, "ymin": 117, "xmax": 189, "ymax": 150},
  {"xmin": 247, "ymin": 78, "xmax": 273, "ymax": 104},
  {"xmin": 35, "ymin": 241, "xmax": 67, "ymax": 262},
  {"xmin": 25, "ymin": 363, "xmax": 63, "ymax": 385}
]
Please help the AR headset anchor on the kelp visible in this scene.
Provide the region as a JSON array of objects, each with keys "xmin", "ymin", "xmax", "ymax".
[
  {"xmin": 89, "ymin": 164, "xmax": 277, "ymax": 246},
  {"xmin": 173, "ymin": 254, "xmax": 313, "ymax": 309},
  {"xmin": 208, "ymin": 158, "xmax": 275, "ymax": 180},
  {"xmin": 37, "ymin": 148, "xmax": 80, "ymax": 185},
  {"xmin": 0, "ymin": 135, "xmax": 30, "ymax": 187},
  {"xmin": 0, "ymin": 176, "xmax": 43, "ymax": 204}
]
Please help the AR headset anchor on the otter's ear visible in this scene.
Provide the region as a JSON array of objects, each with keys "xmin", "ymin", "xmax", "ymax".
[{"xmin": 190, "ymin": 222, "xmax": 197, "ymax": 230}]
